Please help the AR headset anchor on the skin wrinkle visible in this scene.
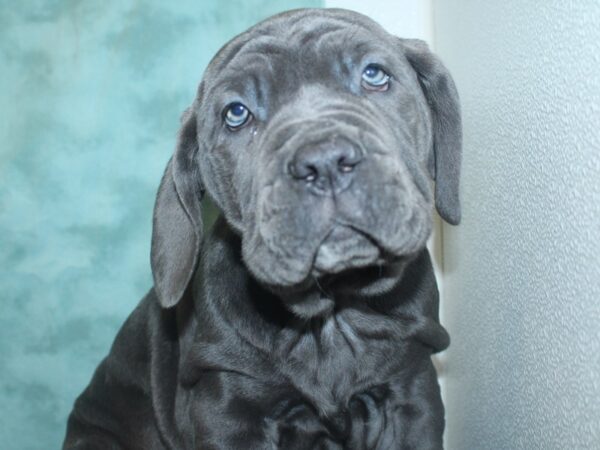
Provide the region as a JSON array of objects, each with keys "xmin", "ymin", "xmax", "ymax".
[
  {"xmin": 333, "ymin": 314, "xmax": 358, "ymax": 358},
  {"xmin": 259, "ymin": 194, "xmax": 329, "ymax": 263},
  {"xmin": 239, "ymin": 88, "xmax": 422, "ymax": 286},
  {"xmin": 210, "ymin": 34, "xmax": 285, "ymax": 76},
  {"xmin": 296, "ymin": 23, "xmax": 347, "ymax": 47},
  {"xmin": 222, "ymin": 52, "xmax": 280, "ymax": 88}
]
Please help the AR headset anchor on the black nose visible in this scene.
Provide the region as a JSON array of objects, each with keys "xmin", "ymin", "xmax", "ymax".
[{"xmin": 288, "ymin": 139, "xmax": 362, "ymax": 194}]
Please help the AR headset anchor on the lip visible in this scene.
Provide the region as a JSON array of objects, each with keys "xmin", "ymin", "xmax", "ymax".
[{"xmin": 312, "ymin": 224, "xmax": 383, "ymax": 275}]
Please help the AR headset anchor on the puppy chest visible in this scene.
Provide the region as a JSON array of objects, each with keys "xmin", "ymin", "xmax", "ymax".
[
  {"xmin": 179, "ymin": 311, "xmax": 430, "ymax": 448},
  {"xmin": 270, "ymin": 313, "xmax": 409, "ymax": 415}
]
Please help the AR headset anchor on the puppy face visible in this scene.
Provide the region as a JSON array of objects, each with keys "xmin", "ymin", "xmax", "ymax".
[{"xmin": 150, "ymin": 9, "xmax": 461, "ymax": 312}]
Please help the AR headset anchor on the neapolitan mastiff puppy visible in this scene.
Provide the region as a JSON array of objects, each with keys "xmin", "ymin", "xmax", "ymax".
[{"xmin": 64, "ymin": 8, "xmax": 461, "ymax": 450}]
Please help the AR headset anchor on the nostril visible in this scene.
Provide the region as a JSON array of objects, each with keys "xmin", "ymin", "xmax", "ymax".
[
  {"xmin": 304, "ymin": 165, "xmax": 318, "ymax": 182},
  {"xmin": 339, "ymin": 162, "xmax": 354, "ymax": 173},
  {"xmin": 288, "ymin": 140, "xmax": 362, "ymax": 187},
  {"xmin": 337, "ymin": 155, "xmax": 359, "ymax": 173},
  {"xmin": 288, "ymin": 161, "xmax": 319, "ymax": 182}
]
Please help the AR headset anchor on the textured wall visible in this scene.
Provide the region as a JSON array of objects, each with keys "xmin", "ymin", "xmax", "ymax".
[
  {"xmin": 434, "ymin": 1, "xmax": 600, "ymax": 449},
  {"xmin": 0, "ymin": 1, "xmax": 321, "ymax": 448}
]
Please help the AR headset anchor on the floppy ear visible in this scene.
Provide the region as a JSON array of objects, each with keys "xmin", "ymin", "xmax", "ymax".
[
  {"xmin": 151, "ymin": 106, "xmax": 204, "ymax": 308},
  {"xmin": 401, "ymin": 39, "xmax": 462, "ymax": 225}
]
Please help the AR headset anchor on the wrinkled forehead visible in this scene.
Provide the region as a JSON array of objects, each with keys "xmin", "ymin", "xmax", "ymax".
[{"xmin": 201, "ymin": 9, "xmax": 398, "ymax": 98}]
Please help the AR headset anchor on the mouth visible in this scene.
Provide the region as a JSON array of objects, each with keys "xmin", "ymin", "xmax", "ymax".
[
  {"xmin": 245, "ymin": 219, "xmax": 424, "ymax": 318},
  {"xmin": 312, "ymin": 224, "xmax": 384, "ymax": 276},
  {"xmin": 310, "ymin": 223, "xmax": 413, "ymax": 295},
  {"xmin": 283, "ymin": 240, "xmax": 410, "ymax": 318}
]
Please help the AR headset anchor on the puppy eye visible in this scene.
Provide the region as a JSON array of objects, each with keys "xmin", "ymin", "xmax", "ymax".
[
  {"xmin": 361, "ymin": 64, "xmax": 390, "ymax": 91},
  {"xmin": 223, "ymin": 102, "xmax": 251, "ymax": 129}
]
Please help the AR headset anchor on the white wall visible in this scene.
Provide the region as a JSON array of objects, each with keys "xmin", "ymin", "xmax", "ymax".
[
  {"xmin": 325, "ymin": 0, "xmax": 432, "ymax": 42},
  {"xmin": 434, "ymin": 1, "xmax": 600, "ymax": 449}
]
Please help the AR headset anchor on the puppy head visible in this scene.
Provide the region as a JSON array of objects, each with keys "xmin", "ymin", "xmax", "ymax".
[{"xmin": 151, "ymin": 9, "xmax": 461, "ymax": 315}]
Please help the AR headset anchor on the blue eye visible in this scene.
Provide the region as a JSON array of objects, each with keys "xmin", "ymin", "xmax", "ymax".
[
  {"xmin": 224, "ymin": 102, "xmax": 251, "ymax": 129},
  {"xmin": 361, "ymin": 64, "xmax": 390, "ymax": 90}
]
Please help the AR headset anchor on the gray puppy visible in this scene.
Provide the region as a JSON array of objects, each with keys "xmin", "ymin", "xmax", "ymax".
[{"xmin": 64, "ymin": 8, "xmax": 461, "ymax": 450}]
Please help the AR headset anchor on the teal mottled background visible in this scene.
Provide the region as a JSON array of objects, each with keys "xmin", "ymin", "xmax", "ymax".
[{"xmin": 0, "ymin": 1, "xmax": 321, "ymax": 448}]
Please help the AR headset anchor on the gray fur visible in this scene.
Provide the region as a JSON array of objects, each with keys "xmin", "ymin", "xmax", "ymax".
[{"xmin": 64, "ymin": 8, "xmax": 461, "ymax": 449}]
